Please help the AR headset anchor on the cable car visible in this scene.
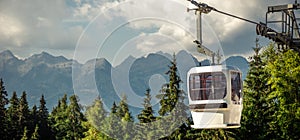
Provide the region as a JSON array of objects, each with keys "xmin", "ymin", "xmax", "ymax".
[{"xmin": 187, "ymin": 65, "xmax": 243, "ymax": 129}]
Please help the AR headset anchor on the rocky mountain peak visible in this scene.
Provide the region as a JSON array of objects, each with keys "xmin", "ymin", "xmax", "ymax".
[
  {"xmin": 0, "ymin": 50, "xmax": 17, "ymax": 61},
  {"xmin": 26, "ymin": 51, "xmax": 69, "ymax": 65}
]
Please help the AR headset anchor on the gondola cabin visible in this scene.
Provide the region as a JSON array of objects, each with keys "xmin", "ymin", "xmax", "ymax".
[{"xmin": 187, "ymin": 65, "xmax": 243, "ymax": 129}]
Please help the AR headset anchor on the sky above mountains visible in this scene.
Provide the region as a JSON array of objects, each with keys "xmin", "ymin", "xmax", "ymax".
[{"xmin": 0, "ymin": 0, "xmax": 296, "ymax": 65}]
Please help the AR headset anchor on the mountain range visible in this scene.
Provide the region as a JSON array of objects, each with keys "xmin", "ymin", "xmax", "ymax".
[{"xmin": 0, "ymin": 50, "xmax": 249, "ymax": 116}]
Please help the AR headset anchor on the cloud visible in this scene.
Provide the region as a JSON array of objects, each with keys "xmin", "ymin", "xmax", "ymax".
[
  {"xmin": 0, "ymin": 14, "xmax": 24, "ymax": 47},
  {"xmin": 0, "ymin": 0, "xmax": 297, "ymax": 62},
  {"xmin": 65, "ymin": 0, "xmax": 273, "ymax": 62},
  {"xmin": 197, "ymin": 0, "xmax": 261, "ymax": 40},
  {"xmin": 0, "ymin": 0, "xmax": 83, "ymax": 58},
  {"xmin": 104, "ymin": 0, "xmax": 261, "ymax": 59},
  {"xmin": 133, "ymin": 23, "xmax": 197, "ymax": 57}
]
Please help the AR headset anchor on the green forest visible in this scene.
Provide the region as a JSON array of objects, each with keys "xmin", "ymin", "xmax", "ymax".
[{"xmin": 0, "ymin": 44, "xmax": 299, "ymax": 140}]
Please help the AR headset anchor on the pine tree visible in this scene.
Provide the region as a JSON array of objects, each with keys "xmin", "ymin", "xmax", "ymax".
[
  {"xmin": 168, "ymin": 86, "xmax": 189, "ymax": 140},
  {"xmin": 18, "ymin": 91, "xmax": 30, "ymax": 139},
  {"xmin": 103, "ymin": 101, "xmax": 121, "ymax": 139},
  {"xmin": 21, "ymin": 126, "xmax": 29, "ymax": 140},
  {"xmin": 240, "ymin": 41, "xmax": 272, "ymax": 139},
  {"xmin": 50, "ymin": 94, "xmax": 69, "ymax": 139},
  {"xmin": 116, "ymin": 96, "xmax": 133, "ymax": 121},
  {"xmin": 7, "ymin": 92, "xmax": 19, "ymax": 139},
  {"xmin": 31, "ymin": 125, "xmax": 40, "ymax": 140},
  {"xmin": 84, "ymin": 96, "xmax": 112, "ymax": 139},
  {"xmin": 157, "ymin": 54, "xmax": 183, "ymax": 116},
  {"xmin": 152, "ymin": 54, "xmax": 191, "ymax": 139},
  {"xmin": 60, "ymin": 94, "xmax": 68, "ymax": 110},
  {"xmin": 52, "ymin": 94, "xmax": 68, "ymax": 115},
  {"xmin": 137, "ymin": 89, "xmax": 156, "ymax": 123},
  {"xmin": 122, "ymin": 112, "xmax": 134, "ymax": 140},
  {"xmin": 29, "ymin": 105, "xmax": 38, "ymax": 137},
  {"xmin": 0, "ymin": 79, "xmax": 8, "ymax": 139},
  {"xmin": 65, "ymin": 95, "xmax": 86, "ymax": 139},
  {"xmin": 85, "ymin": 96, "xmax": 107, "ymax": 131},
  {"xmin": 37, "ymin": 94, "xmax": 52, "ymax": 139},
  {"xmin": 266, "ymin": 49, "xmax": 300, "ymax": 139},
  {"xmin": 82, "ymin": 121, "xmax": 112, "ymax": 140},
  {"xmin": 50, "ymin": 94, "xmax": 87, "ymax": 140},
  {"xmin": 51, "ymin": 100, "xmax": 60, "ymax": 116},
  {"xmin": 103, "ymin": 97, "xmax": 134, "ymax": 140},
  {"xmin": 111, "ymin": 101, "xmax": 118, "ymax": 114},
  {"xmin": 116, "ymin": 95, "xmax": 134, "ymax": 140},
  {"xmin": 135, "ymin": 89, "xmax": 157, "ymax": 139}
]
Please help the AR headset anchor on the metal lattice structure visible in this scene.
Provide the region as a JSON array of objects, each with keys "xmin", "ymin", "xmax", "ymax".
[
  {"xmin": 187, "ymin": 0, "xmax": 300, "ymax": 53},
  {"xmin": 257, "ymin": 2, "xmax": 300, "ymax": 52}
]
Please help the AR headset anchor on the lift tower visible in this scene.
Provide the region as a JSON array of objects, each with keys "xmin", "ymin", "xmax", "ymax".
[
  {"xmin": 188, "ymin": 0, "xmax": 300, "ymax": 53},
  {"xmin": 257, "ymin": 1, "xmax": 300, "ymax": 52}
]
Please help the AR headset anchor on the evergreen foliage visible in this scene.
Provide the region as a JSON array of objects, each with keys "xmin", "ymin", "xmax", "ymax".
[
  {"xmin": 31, "ymin": 125, "xmax": 40, "ymax": 140},
  {"xmin": 111, "ymin": 101, "xmax": 117, "ymax": 114},
  {"xmin": 85, "ymin": 96, "xmax": 107, "ymax": 129},
  {"xmin": 157, "ymin": 54, "xmax": 184, "ymax": 116},
  {"xmin": 84, "ymin": 96, "xmax": 110, "ymax": 139},
  {"xmin": 83, "ymin": 121, "xmax": 112, "ymax": 140},
  {"xmin": 50, "ymin": 94, "xmax": 71, "ymax": 139},
  {"xmin": 266, "ymin": 48, "xmax": 300, "ymax": 139},
  {"xmin": 37, "ymin": 94, "xmax": 52, "ymax": 139},
  {"xmin": 50, "ymin": 94, "xmax": 87, "ymax": 140},
  {"xmin": 18, "ymin": 92, "xmax": 30, "ymax": 139},
  {"xmin": 21, "ymin": 126, "xmax": 29, "ymax": 140},
  {"xmin": 240, "ymin": 43, "xmax": 300, "ymax": 139},
  {"xmin": 65, "ymin": 95, "xmax": 86, "ymax": 139},
  {"xmin": 102, "ymin": 96, "xmax": 134, "ymax": 139},
  {"xmin": 7, "ymin": 91, "xmax": 19, "ymax": 139},
  {"xmin": 155, "ymin": 54, "xmax": 189, "ymax": 139},
  {"xmin": 103, "ymin": 101, "xmax": 121, "ymax": 139},
  {"xmin": 135, "ymin": 89, "xmax": 157, "ymax": 140},
  {"xmin": 1, "ymin": 44, "xmax": 300, "ymax": 139},
  {"xmin": 0, "ymin": 79, "xmax": 8, "ymax": 139},
  {"xmin": 116, "ymin": 95, "xmax": 133, "ymax": 121},
  {"xmin": 240, "ymin": 41, "xmax": 272, "ymax": 139},
  {"xmin": 29, "ymin": 105, "xmax": 38, "ymax": 136},
  {"xmin": 137, "ymin": 88, "xmax": 156, "ymax": 123},
  {"xmin": 117, "ymin": 95, "xmax": 134, "ymax": 140}
]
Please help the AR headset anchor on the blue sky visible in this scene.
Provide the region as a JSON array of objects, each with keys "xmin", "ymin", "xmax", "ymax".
[{"xmin": 0, "ymin": 0, "xmax": 296, "ymax": 65}]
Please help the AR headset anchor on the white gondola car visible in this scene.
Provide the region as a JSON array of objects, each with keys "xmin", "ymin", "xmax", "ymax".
[{"xmin": 187, "ymin": 65, "xmax": 243, "ymax": 129}]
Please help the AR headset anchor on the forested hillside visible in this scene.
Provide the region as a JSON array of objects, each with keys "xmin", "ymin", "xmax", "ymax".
[{"xmin": 0, "ymin": 44, "xmax": 299, "ymax": 139}]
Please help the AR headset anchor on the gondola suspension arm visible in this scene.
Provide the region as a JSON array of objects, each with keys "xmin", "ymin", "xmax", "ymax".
[
  {"xmin": 187, "ymin": 0, "xmax": 300, "ymax": 52},
  {"xmin": 187, "ymin": 0, "xmax": 260, "ymax": 65},
  {"xmin": 187, "ymin": 0, "xmax": 259, "ymax": 25}
]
